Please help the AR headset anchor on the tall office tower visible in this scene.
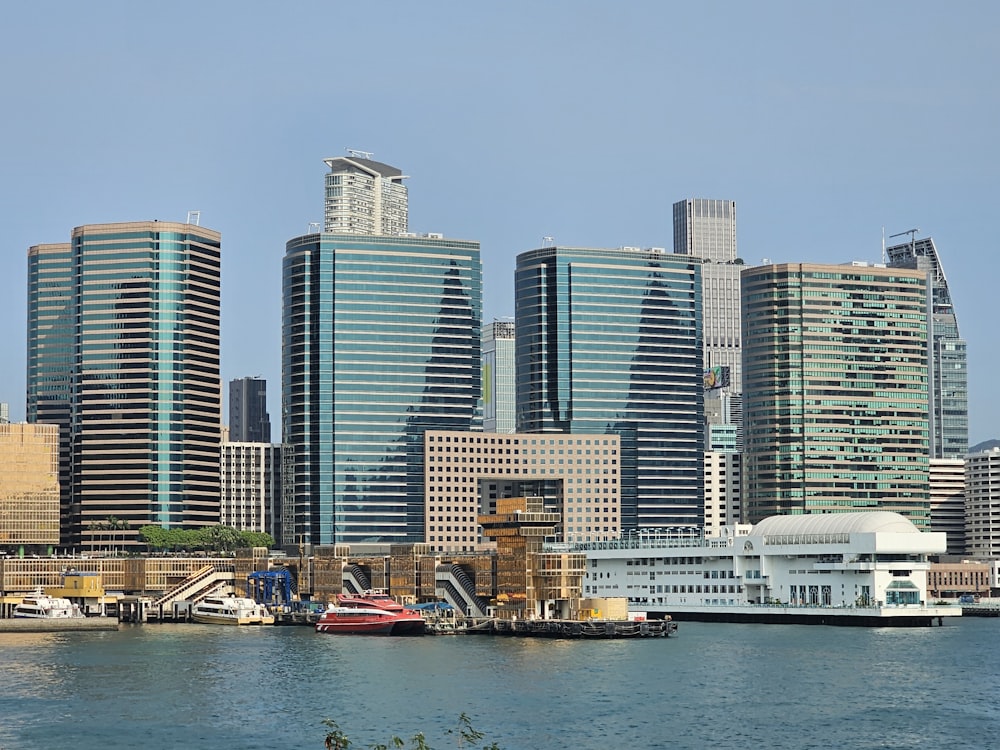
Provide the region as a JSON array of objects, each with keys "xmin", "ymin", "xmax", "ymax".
[
  {"xmin": 673, "ymin": 199, "xmax": 743, "ymax": 393},
  {"xmin": 742, "ymin": 262, "xmax": 930, "ymax": 527},
  {"xmin": 515, "ymin": 245, "xmax": 704, "ymax": 530},
  {"xmin": 282, "ymin": 232, "xmax": 481, "ymax": 547},
  {"xmin": 27, "ymin": 242, "xmax": 74, "ymax": 536},
  {"xmin": 703, "ymin": 451, "xmax": 742, "ymax": 537},
  {"xmin": 886, "ymin": 236, "xmax": 968, "ymax": 458},
  {"xmin": 929, "ymin": 458, "xmax": 966, "ymax": 556},
  {"xmin": 323, "ymin": 152, "xmax": 408, "ymax": 235},
  {"xmin": 229, "ymin": 376, "xmax": 271, "ymax": 442},
  {"xmin": 965, "ymin": 447, "xmax": 1000, "ymax": 559},
  {"xmin": 0, "ymin": 422, "xmax": 60, "ymax": 552},
  {"xmin": 482, "ymin": 319, "xmax": 516, "ymax": 433},
  {"xmin": 220, "ymin": 442, "xmax": 282, "ymax": 539},
  {"xmin": 27, "ymin": 222, "xmax": 222, "ymax": 549}
]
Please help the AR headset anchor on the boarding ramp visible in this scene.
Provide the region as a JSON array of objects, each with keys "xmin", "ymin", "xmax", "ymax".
[
  {"xmin": 435, "ymin": 564, "xmax": 489, "ymax": 618},
  {"xmin": 151, "ymin": 564, "xmax": 235, "ymax": 619},
  {"xmin": 342, "ymin": 564, "xmax": 372, "ymax": 594}
]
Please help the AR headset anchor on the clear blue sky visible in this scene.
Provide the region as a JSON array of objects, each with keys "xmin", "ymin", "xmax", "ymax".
[{"xmin": 2, "ymin": 1, "xmax": 997, "ymax": 445}]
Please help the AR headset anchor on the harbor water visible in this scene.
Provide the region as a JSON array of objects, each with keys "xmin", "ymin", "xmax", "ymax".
[{"xmin": 1, "ymin": 617, "xmax": 998, "ymax": 750}]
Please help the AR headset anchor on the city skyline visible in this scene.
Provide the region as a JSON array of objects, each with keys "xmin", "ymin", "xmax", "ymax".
[{"xmin": 1, "ymin": 3, "xmax": 997, "ymax": 445}]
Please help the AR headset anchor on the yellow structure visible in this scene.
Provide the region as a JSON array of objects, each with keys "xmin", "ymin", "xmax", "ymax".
[{"xmin": 0, "ymin": 423, "xmax": 60, "ymax": 548}]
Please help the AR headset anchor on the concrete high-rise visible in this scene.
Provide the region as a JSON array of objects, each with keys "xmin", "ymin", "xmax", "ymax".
[
  {"xmin": 220, "ymin": 441, "xmax": 282, "ymax": 539},
  {"xmin": 482, "ymin": 319, "xmax": 516, "ymax": 433},
  {"xmin": 229, "ymin": 376, "xmax": 271, "ymax": 442},
  {"xmin": 886, "ymin": 236, "xmax": 968, "ymax": 459},
  {"xmin": 323, "ymin": 152, "xmax": 408, "ymax": 235},
  {"xmin": 742, "ymin": 262, "xmax": 930, "ymax": 527},
  {"xmin": 282, "ymin": 232, "xmax": 481, "ymax": 547},
  {"xmin": 27, "ymin": 221, "xmax": 222, "ymax": 548},
  {"xmin": 515, "ymin": 245, "xmax": 704, "ymax": 530},
  {"xmin": 965, "ymin": 447, "xmax": 1000, "ymax": 559}
]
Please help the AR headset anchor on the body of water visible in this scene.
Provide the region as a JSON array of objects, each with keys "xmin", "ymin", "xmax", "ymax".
[{"xmin": 1, "ymin": 617, "xmax": 997, "ymax": 750}]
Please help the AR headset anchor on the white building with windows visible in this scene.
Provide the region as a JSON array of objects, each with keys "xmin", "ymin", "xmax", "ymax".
[
  {"xmin": 577, "ymin": 511, "xmax": 956, "ymax": 625},
  {"xmin": 220, "ymin": 442, "xmax": 282, "ymax": 539},
  {"xmin": 966, "ymin": 447, "xmax": 1000, "ymax": 558}
]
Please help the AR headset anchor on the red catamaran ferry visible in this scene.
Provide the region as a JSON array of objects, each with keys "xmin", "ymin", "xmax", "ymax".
[{"xmin": 314, "ymin": 590, "xmax": 426, "ymax": 635}]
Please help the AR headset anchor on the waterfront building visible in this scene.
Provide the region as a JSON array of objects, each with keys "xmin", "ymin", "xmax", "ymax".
[
  {"xmin": 886, "ymin": 236, "xmax": 968, "ymax": 458},
  {"xmin": 220, "ymin": 442, "xmax": 282, "ymax": 539},
  {"xmin": 515, "ymin": 245, "xmax": 703, "ymax": 531},
  {"xmin": 0, "ymin": 422, "xmax": 60, "ymax": 551},
  {"xmin": 27, "ymin": 222, "xmax": 222, "ymax": 548},
  {"xmin": 577, "ymin": 511, "xmax": 955, "ymax": 624},
  {"xmin": 323, "ymin": 152, "xmax": 408, "ymax": 235},
  {"xmin": 965, "ymin": 447, "xmax": 1000, "ymax": 559},
  {"xmin": 926, "ymin": 560, "xmax": 990, "ymax": 600},
  {"xmin": 425, "ymin": 430, "xmax": 620, "ymax": 551},
  {"xmin": 704, "ymin": 450, "xmax": 741, "ymax": 536},
  {"xmin": 229, "ymin": 376, "xmax": 271, "ymax": 443},
  {"xmin": 741, "ymin": 262, "xmax": 930, "ymax": 528},
  {"xmin": 282, "ymin": 233, "xmax": 481, "ymax": 547},
  {"xmin": 929, "ymin": 458, "xmax": 966, "ymax": 556},
  {"xmin": 482, "ymin": 319, "xmax": 516, "ymax": 433}
]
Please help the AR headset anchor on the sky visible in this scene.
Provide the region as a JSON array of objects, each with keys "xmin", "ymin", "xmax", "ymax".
[{"xmin": 1, "ymin": 1, "xmax": 997, "ymax": 445}]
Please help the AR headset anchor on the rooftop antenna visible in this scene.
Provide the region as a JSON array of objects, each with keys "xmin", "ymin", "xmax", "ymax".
[
  {"xmin": 187, "ymin": 210, "xmax": 201, "ymax": 226},
  {"xmin": 346, "ymin": 148, "xmax": 374, "ymax": 160},
  {"xmin": 308, "ymin": 222, "xmax": 321, "ymax": 233},
  {"xmin": 889, "ymin": 228, "xmax": 919, "ymax": 258},
  {"xmin": 542, "ymin": 236, "xmax": 554, "ymax": 245}
]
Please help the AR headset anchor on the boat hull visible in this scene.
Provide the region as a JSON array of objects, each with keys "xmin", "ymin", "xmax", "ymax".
[{"xmin": 314, "ymin": 605, "xmax": 426, "ymax": 636}]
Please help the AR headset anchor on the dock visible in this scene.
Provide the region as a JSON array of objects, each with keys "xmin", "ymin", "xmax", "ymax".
[
  {"xmin": 467, "ymin": 618, "xmax": 677, "ymax": 638},
  {"xmin": 0, "ymin": 617, "xmax": 119, "ymax": 633}
]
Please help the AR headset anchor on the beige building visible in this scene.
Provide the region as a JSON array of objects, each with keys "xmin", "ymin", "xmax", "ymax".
[
  {"xmin": 0, "ymin": 423, "xmax": 60, "ymax": 549},
  {"xmin": 704, "ymin": 450, "xmax": 741, "ymax": 536},
  {"xmin": 424, "ymin": 431, "xmax": 620, "ymax": 552}
]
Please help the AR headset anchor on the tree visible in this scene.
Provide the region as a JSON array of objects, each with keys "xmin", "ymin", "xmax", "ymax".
[{"xmin": 323, "ymin": 714, "xmax": 500, "ymax": 750}]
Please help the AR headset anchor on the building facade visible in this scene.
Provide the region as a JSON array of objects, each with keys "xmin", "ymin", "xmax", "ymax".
[
  {"xmin": 323, "ymin": 153, "xmax": 408, "ymax": 235},
  {"xmin": 515, "ymin": 245, "xmax": 704, "ymax": 531},
  {"xmin": 0, "ymin": 422, "xmax": 60, "ymax": 551},
  {"xmin": 282, "ymin": 233, "xmax": 482, "ymax": 547},
  {"xmin": 965, "ymin": 447, "xmax": 1000, "ymax": 559},
  {"xmin": 704, "ymin": 450, "xmax": 741, "ymax": 536},
  {"xmin": 425, "ymin": 430, "xmax": 620, "ymax": 551},
  {"xmin": 886, "ymin": 236, "xmax": 968, "ymax": 458},
  {"xmin": 929, "ymin": 458, "xmax": 966, "ymax": 556},
  {"xmin": 673, "ymin": 198, "xmax": 743, "ymax": 393},
  {"xmin": 26, "ymin": 242, "xmax": 74, "ymax": 533},
  {"xmin": 220, "ymin": 442, "xmax": 282, "ymax": 539},
  {"xmin": 482, "ymin": 319, "xmax": 516, "ymax": 433},
  {"xmin": 741, "ymin": 262, "xmax": 930, "ymax": 527},
  {"xmin": 27, "ymin": 222, "xmax": 222, "ymax": 548},
  {"xmin": 229, "ymin": 376, "xmax": 271, "ymax": 442}
]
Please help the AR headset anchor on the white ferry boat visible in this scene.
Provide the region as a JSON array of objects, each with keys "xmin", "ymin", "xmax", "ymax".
[
  {"xmin": 191, "ymin": 596, "xmax": 275, "ymax": 626},
  {"xmin": 573, "ymin": 511, "xmax": 961, "ymax": 626},
  {"xmin": 14, "ymin": 590, "xmax": 84, "ymax": 619}
]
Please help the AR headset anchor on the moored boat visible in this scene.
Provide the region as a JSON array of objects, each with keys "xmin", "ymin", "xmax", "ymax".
[
  {"xmin": 14, "ymin": 589, "xmax": 84, "ymax": 619},
  {"xmin": 191, "ymin": 596, "xmax": 275, "ymax": 625},
  {"xmin": 315, "ymin": 590, "xmax": 426, "ymax": 635}
]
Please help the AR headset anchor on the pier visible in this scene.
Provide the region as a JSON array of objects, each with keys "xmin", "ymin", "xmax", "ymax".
[
  {"xmin": 467, "ymin": 617, "xmax": 677, "ymax": 638},
  {"xmin": 0, "ymin": 617, "xmax": 119, "ymax": 633}
]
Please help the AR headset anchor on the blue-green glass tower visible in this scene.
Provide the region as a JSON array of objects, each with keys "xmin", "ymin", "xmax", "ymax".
[
  {"xmin": 27, "ymin": 222, "xmax": 222, "ymax": 548},
  {"xmin": 514, "ymin": 245, "xmax": 704, "ymax": 531},
  {"xmin": 282, "ymin": 233, "xmax": 482, "ymax": 546}
]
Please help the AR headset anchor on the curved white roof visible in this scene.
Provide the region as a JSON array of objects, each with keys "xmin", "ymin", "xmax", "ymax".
[{"xmin": 752, "ymin": 511, "xmax": 919, "ymax": 536}]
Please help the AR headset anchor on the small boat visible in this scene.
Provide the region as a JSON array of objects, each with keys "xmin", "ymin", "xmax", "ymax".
[
  {"xmin": 315, "ymin": 590, "xmax": 425, "ymax": 635},
  {"xmin": 191, "ymin": 596, "xmax": 275, "ymax": 626},
  {"xmin": 14, "ymin": 589, "xmax": 84, "ymax": 619}
]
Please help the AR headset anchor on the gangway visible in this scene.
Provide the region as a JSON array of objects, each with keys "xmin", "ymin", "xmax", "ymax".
[
  {"xmin": 247, "ymin": 569, "xmax": 297, "ymax": 606},
  {"xmin": 151, "ymin": 564, "xmax": 235, "ymax": 619},
  {"xmin": 435, "ymin": 564, "xmax": 490, "ymax": 618},
  {"xmin": 342, "ymin": 564, "xmax": 371, "ymax": 594}
]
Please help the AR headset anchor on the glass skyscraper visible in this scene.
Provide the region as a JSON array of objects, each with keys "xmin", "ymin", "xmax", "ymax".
[
  {"xmin": 514, "ymin": 245, "xmax": 704, "ymax": 531},
  {"xmin": 886, "ymin": 236, "xmax": 968, "ymax": 459},
  {"xmin": 27, "ymin": 221, "xmax": 222, "ymax": 548},
  {"xmin": 229, "ymin": 376, "xmax": 271, "ymax": 442},
  {"xmin": 282, "ymin": 233, "xmax": 482, "ymax": 547},
  {"xmin": 741, "ymin": 262, "xmax": 930, "ymax": 528},
  {"xmin": 482, "ymin": 319, "xmax": 516, "ymax": 433}
]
